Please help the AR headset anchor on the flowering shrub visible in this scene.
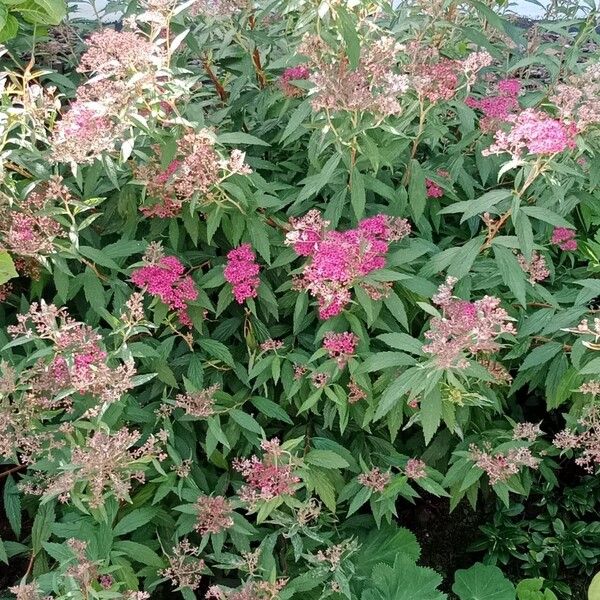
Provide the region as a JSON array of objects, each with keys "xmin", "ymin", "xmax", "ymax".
[{"xmin": 1, "ymin": 0, "xmax": 600, "ymax": 597}]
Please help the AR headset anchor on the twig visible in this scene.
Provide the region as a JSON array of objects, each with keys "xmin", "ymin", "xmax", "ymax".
[
  {"xmin": 248, "ymin": 15, "xmax": 267, "ymax": 89},
  {"xmin": 0, "ymin": 464, "xmax": 26, "ymax": 479},
  {"xmin": 201, "ymin": 56, "xmax": 228, "ymax": 102}
]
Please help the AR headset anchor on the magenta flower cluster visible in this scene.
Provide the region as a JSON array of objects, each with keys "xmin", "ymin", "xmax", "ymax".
[
  {"xmin": 224, "ymin": 244, "xmax": 261, "ymax": 304},
  {"xmin": 287, "ymin": 212, "xmax": 411, "ymax": 319},
  {"xmin": 279, "ymin": 65, "xmax": 310, "ymax": 98},
  {"xmin": 550, "ymin": 227, "xmax": 577, "ymax": 251},
  {"xmin": 323, "ymin": 331, "xmax": 359, "ymax": 368},
  {"xmin": 131, "ymin": 256, "xmax": 198, "ymax": 326},
  {"xmin": 466, "ymin": 77, "xmax": 521, "ymax": 132}
]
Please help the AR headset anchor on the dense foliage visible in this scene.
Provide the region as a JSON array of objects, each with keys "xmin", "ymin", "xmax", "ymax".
[{"xmin": 1, "ymin": 0, "xmax": 600, "ymax": 597}]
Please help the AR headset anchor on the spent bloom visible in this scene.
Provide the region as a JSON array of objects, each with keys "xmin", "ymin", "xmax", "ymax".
[
  {"xmin": 517, "ymin": 251, "xmax": 550, "ymax": 284},
  {"xmin": 347, "ymin": 379, "xmax": 367, "ymax": 403},
  {"xmin": 554, "ymin": 405, "xmax": 600, "ymax": 472},
  {"xmin": 483, "ymin": 108, "xmax": 577, "ymax": 159},
  {"xmin": 358, "ymin": 467, "xmax": 391, "ymax": 492},
  {"xmin": 233, "ymin": 438, "xmax": 300, "ymax": 507},
  {"xmin": 550, "ymin": 227, "xmax": 577, "ymax": 251},
  {"xmin": 260, "ymin": 338, "xmax": 284, "ymax": 352},
  {"xmin": 470, "ymin": 444, "xmax": 539, "ymax": 484},
  {"xmin": 423, "ymin": 277, "xmax": 516, "ymax": 369},
  {"xmin": 195, "ymin": 495, "xmax": 234, "ymax": 535},
  {"xmin": 224, "ymin": 244, "xmax": 261, "ymax": 303},
  {"xmin": 513, "ymin": 422, "xmax": 543, "ymax": 442},
  {"xmin": 279, "ymin": 65, "xmax": 310, "ymax": 98},
  {"xmin": 131, "ymin": 254, "xmax": 198, "ymax": 326},
  {"xmin": 175, "ymin": 384, "xmax": 220, "ymax": 418},
  {"xmin": 290, "ymin": 212, "xmax": 410, "ymax": 319},
  {"xmin": 160, "ymin": 540, "xmax": 205, "ymax": 591},
  {"xmin": 323, "ymin": 331, "xmax": 359, "ymax": 368},
  {"xmin": 404, "ymin": 458, "xmax": 427, "ymax": 480}
]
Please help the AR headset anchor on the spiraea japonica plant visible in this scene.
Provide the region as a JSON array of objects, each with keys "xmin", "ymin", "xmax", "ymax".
[{"xmin": 1, "ymin": 0, "xmax": 600, "ymax": 597}]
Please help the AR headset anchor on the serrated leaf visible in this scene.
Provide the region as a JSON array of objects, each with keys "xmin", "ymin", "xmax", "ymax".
[{"xmin": 452, "ymin": 563, "xmax": 515, "ymax": 600}]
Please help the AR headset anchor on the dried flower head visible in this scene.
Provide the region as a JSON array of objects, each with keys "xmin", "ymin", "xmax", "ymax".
[
  {"xmin": 358, "ymin": 467, "xmax": 391, "ymax": 492},
  {"xmin": 195, "ymin": 495, "xmax": 234, "ymax": 535},
  {"xmin": 175, "ymin": 384, "xmax": 220, "ymax": 418},
  {"xmin": 160, "ymin": 539, "xmax": 205, "ymax": 590}
]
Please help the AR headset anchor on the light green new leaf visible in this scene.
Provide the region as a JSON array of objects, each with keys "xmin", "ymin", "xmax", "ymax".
[{"xmin": 0, "ymin": 251, "xmax": 18, "ymax": 286}]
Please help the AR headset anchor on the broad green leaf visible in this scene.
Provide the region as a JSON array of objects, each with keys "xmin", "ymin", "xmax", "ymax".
[
  {"xmin": 453, "ymin": 563, "xmax": 515, "ymax": 600},
  {"xmin": 0, "ymin": 251, "xmax": 18, "ymax": 286}
]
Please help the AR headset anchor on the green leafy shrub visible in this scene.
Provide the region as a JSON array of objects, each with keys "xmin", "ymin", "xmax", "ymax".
[{"xmin": 1, "ymin": 0, "xmax": 600, "ymax": 598}]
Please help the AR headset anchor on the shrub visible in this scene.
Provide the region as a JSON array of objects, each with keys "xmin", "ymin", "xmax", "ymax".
[{"xmin": 1, "ymin": 0, "xmax": 600, "ymax": 597}]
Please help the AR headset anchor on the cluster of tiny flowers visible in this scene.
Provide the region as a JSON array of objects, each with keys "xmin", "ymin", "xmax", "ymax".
[
  {"xmin": 554, "ymin": 405, "xmax": 600, "ymax": 472},
  {"xmin": 358, "ymin": 467, "xmax": 391, "ymax": 492},
  {"xmin": 206, "ymin": 579, "xmax": 287, "ymax": 600},
  {"xmin": 233, "ymin": 438, "xmax": 300, "ymax": 507},
  {"xmin": 404, "ymin": 458, "xmax": 427, "ymax": 480},
  {"xmin": 580, "ymin": 381, "xmax": 600, "ymax": 395},
  {"xmin": 279, "ymin": 65, "xmax": 310, "ymax": 98},
  {"xmin": 138, "ymin": 129, "xmax": 251, "ymax": 218},
  {"xmin": 9, "ymin": 583, "xmax": 52, "ymax": 600},
  {"xmin": 1, "ymin": 177, "xmax": 68, "ymax": 259},
  {"xmin": 160, "ymin": 540, "xmax": 205, "ymax": 591},
  {"xmin": 131, "ymin": 251, "xmax": 198, "ymax": 326},
  {"xmin": 322, "ymin": 332, "xmax": 359, "ymax": 368},
  {"xmin": 195, "ymin": 495, "xmax": 234, "ymax": 535},
  {"xmin": 513, "ymin": 422, "xmax": 543, "ymax": 442},
  {"xmin": 479, "ymin": 359, "xmax": 513, "ymax": 385},
  {"xmin": 64, "ymin": 539, "xmax": 98, "ymax": 589},
  {"xmin": 517, "ymin": 251, "xmax": 550, "ymax": 284},
  {"xmin": 563, "ymin": 318, "xmax": 600, "ymax": 350},
  {"xmin": 300, "ymin": 35, "xmax": 409, "ymax": 115},
  {"xmin": 550, "ymin": 227, "xmax": 577, "ymax": 251},
  {"xmin": 310, "ymin": 372, "xmax": 330, "ymax": 388},
  {"xmin": 8, "ymin": 302, "xmax": 135, "ymax": 404},
  {"xmin": 189, "ymin": 0, "xmax": 244, "ymax": 18},
  {"xmin": 425, "ymin": 169, "xmax": 449, "ymax": 198},
  {"xmin": 40, "ymin": 427, "xmax": 165, "ymax": 507},
  {"xmin": 224, "ymin": 244, "xmax": 261, "ymax": 303},
  {"xmin": 466, "ymin": 77, "xmax": 521, "ymax": 132},
  {"xmin": 52, "ymin": 29, "xmax": 164, "ymax": 164},
  {"xmin": 288, "ymin": 212, "xmax": 410, "ymax": 318},
  {"xmin": 347, "ymin": 379, "xmax": 367, "ymax": 403},
  {"xmin": 469, "ymin": 444, "xmax": 539, "ymax": 484},
  {"xmin": 483, "ymin": 108, "xmax": 577, "ymax": 159},
  {"xmin": 175, "ymin": 384, "xmax": 220, "ymax": 418},
  {"xmin": 423, "ymin": 277, "xmax": 516, "ymax": 369},
  {"xmin": 551, "ymin": 63, "xmax": 600, "ymax": 132},
  {"xmin": 260, "ymin": 338, "xmax": 284, "ymax": 352},
  {"xmin": 313, "ymin": 539, "xmax": 358, "ymax": 572}
]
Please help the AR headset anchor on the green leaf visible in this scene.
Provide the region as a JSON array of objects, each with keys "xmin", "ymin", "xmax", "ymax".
[
  {"xmin": 229, "ymin": 409, "xmax": 263, "ymax": 434},
  {"xmin": 494, "ymin": 245, "xmax": 527, "ymax": 307},
  {"xmin": 338, "ymin": 7, "xmax": 360, "ymax": 69},
  {"xmin": 361, "ymin": 553, "xmax": 445, "ymax": 600},
  {"xmin": 296, "ymin": 154, "xmax": 341, "ymax": 203},
  {"xmin": 0, "ymin": 537, "xmax": 8, "ymax": 565},
  {"xmin": 0, "ymin": 251, "xmax": 18, "ymax": 286},
  {"xmin": 113, "ymin": 507, "xmax": 159, "ymax": 537},
  {"xmin": 281, "ymin": 100, "xmax": 312, "ymax": 144},
  {"xmin": 113, "ymin": 541, "xmax": 164, "ymax": 567},
  {"xmin": 589, "ymin": 572, "xmax": 600, "ymax": 600},
  {"xmin": 408, "ymin": 160, "xmax": 426, "ymax": 222},
  {"xmin": 519, "ymin": 342, "xmax": 562, "ymax": 372},
  {"xmin": 216, "ymin": 132, "xmax": 269, "ymax": 146},
  {"xmin": 78, "ymin": 246, "xmax": 121, "ymax": 270},
  {"xmin": 521, "ymin": 207, "xmax": 573, "ymax": 229},
  {"xmin": 351, "ymin": 168, "xmax": 366, "ymax": 220},
  {"xmin": 198, "ymin": 338, "xmax": 235, "ymax": 367},
  {"xmin": 453, "ymin": 563, "xmax": 515, "ymax": 600},
  {"xmin": 421, "ymin": 387, "xmax": 442, "ymax": 445},
  {"xmin": 3, "ymin": 476, "xmax": 21, "ymax": 537},
  {"xmin": 32, "ymin": 502, "xmax": 55, "ymax": 554},
  {"xmin": 305, "ymin": 449, "xmax": 349, "ymax": 469}
]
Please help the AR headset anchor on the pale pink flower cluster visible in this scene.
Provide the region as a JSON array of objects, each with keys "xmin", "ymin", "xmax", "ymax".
[
  {"xmin": 224, "ymin": 244, "xmax": 261, "ymax": 304},
  {"xmin": 195, "ymin": 495, "xmax": 234, "ymax": 535},
  {"xmin": 300, "ymin": 35, "xmax": 409, "ymax": 115},
  {"xmin": 175, "ymin": 384, "xmax": 220, "ymax": 418},
  {"xmin": 580, "ymin": 381, "xmax": 600, "ymax": 395},
  {"xmin": 288, "ymin": 212, "xmax": 411, "ymax": 319},
  {"xmin": 279, "ymin": 65, "xmax": 310, "ymax": 98},
  {"xmin": 466, "ymin": 77, "xmax": 521, "ymax": 132},
  {"xmin": 551, "ymin": 63, "xmax": 600, "ymax": 132},
  {"xmin": 358, "ymin": 467, "xmax": 391, "ymax": 492},
  {"xmin": 323, "ymin": 332, "xmax": 359, "ymax": 368},
  {"xmin": 517, "ymin": 251, "xmax": 550, "ymax": 284},
  {"xmin": 260, "ymin": 338, "xmax": 284, "ymax": 352},
  {"xmin": 233, "ymin": 438, "xmax": 299, "ymax": 507},
  {"xmin": 423, "ymin": 277, "xmax": 516, "ymax": 369},
  {"xmin": 513, "ymin": 422, "xmax": 543, "ymax": 442},
  {"xmin": 41, "ymin": 427, "xmax": 165, "ymax": 507},
  {"xmin": 554, "ymin": 405, "xmax": 600, "ymax": 473},
  {"xmin": 160, "ymin": 540, "xmax": 205, "ymax": 591},
  {"xmin": 206, "ymin": 579, "xmax": 287, "ymax": 600},
  {"xmin": 1, "ymin": 177, "xmax": 67, "ymax": 259},
  {"xmin": 550, "ymin": 227, "xmax": 577, "ymax": 251},
  {"xmin": 138, "ymin": 130, "xmax": 250, "ymax": 218},
  {"xmin": 131, "ymin": 255, "xmax": 198, "ymax": 326},
  {"xmin": 310, "ymin": 372, "xmax": 330, "ymax": 388},
  {"xmin": 9, "ymin": 583, "xmax": 51, "ymax": 600},
  {"xmin": 483, "ymin": 108, "xmax": 577, "ymax": 159},
  {"xmin": 411, "ymin": 58, "xmax": 461, "ymax": 103},
  {"xmin": 470, "ymin": 444, "xmax": 539, "ymax": 485},
  {"xmin": 189, "ymin": 0, "xmax": 243, "ymax": 17},
  {"xmin": 8, "ymin": 302, "xmax": 135, "ymax": 404},
  {"xmin": 404, "ymin": 458, "xmax": 427, "ymax": 480}
]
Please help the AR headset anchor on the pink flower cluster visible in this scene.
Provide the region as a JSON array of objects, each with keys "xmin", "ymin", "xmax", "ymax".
[
  {"xmin": 554, "ymin": 405, "xmax": 600, "ymax": 473},
  {"xmin": 423, "ymin": 277, "xmax": 516, "ymax": 369},
  {"xmin": 404, "ymin": 458, "xmax": 427, "ymax": 480},
  {"xmin": 550, "ymin": 227, "xmax": 577, "ymax": 251},
  {"xmin": 233, "ymin": 438, "xmax": 300, "ymax": 507},
  {"xmin": 224, "ymin": 244, "xmax": 261, "ymax": 304},
  {"xmin": 131, "ymin": 256, "xmax": 198, "ymax": 326},
  {"xmin": 426, "ymin": 179, "xmax": 444, "ymax": 198},
  {"xmin": 483, "ymin": 108, "xmax": 577, "ymax": 159},
  {"xmin": 287, "ymin": 212, "xmax": 411, "ymax": 319},
  {"xmin": 323, "ymin": 331, "xmax": 359, "ymax": 368},
  {"xmin": 280, "ymin": 65, "xmax": 310, "ymax": 98},
  {"xmin": 194, "ymin": 495, "xmax": 234, "ymax": 535},
  {"xmin": 466, "ymin": 77, "xmax": 521, "ymax": 132},
  {"xmin": 470, "ymin": 444, "xmax": 539, "ymax": 485}
]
